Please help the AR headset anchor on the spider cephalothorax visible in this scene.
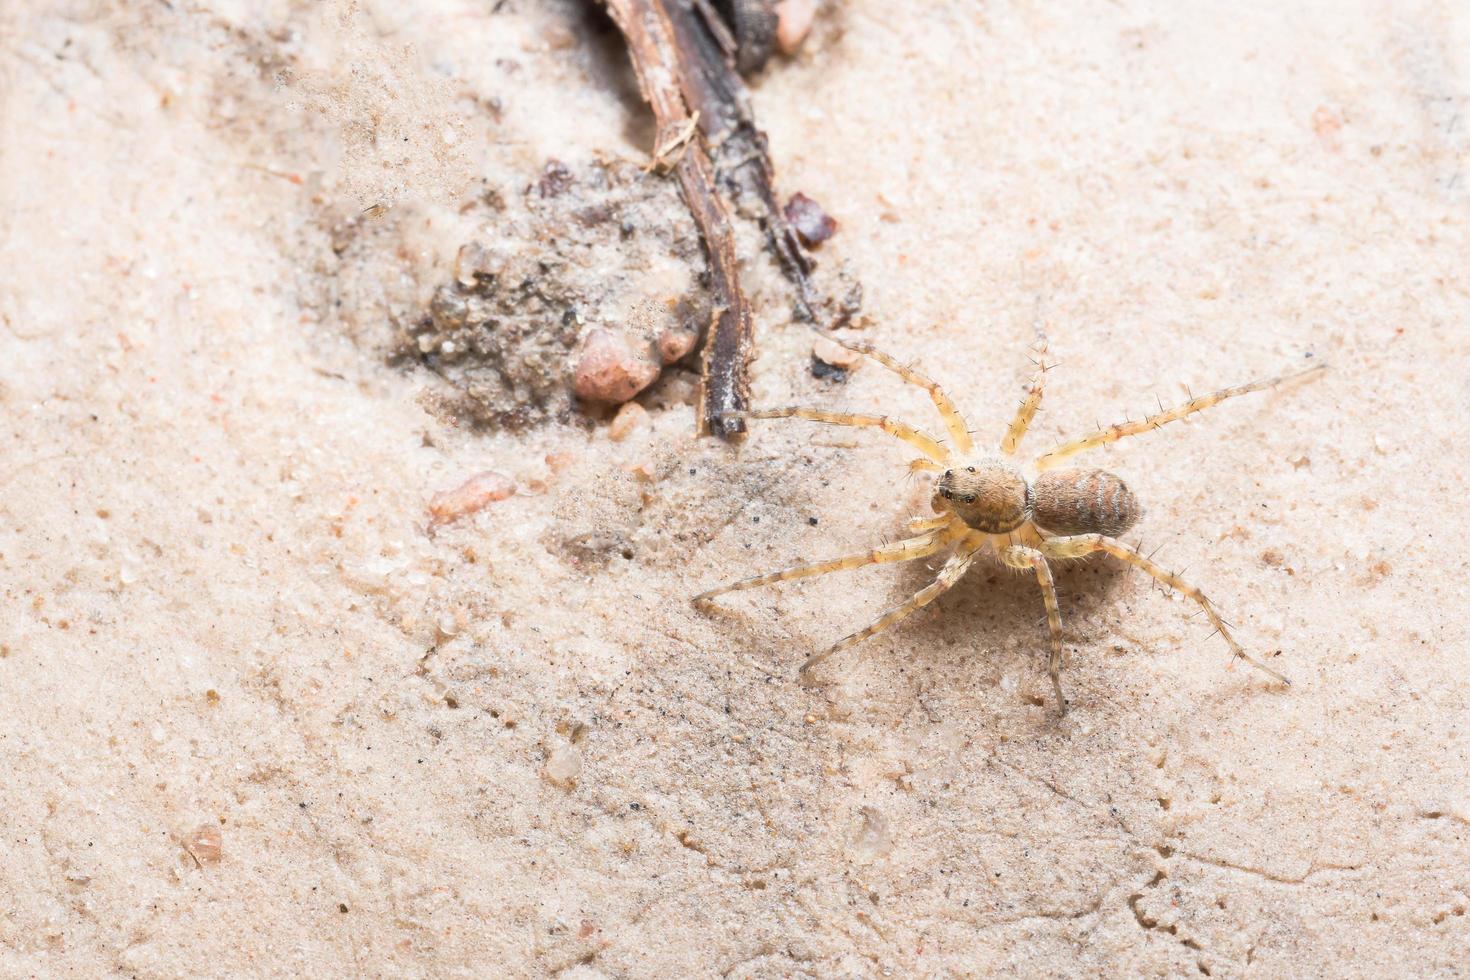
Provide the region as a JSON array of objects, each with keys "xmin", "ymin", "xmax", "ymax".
[
  {"xmin": 695, "ymin": 335, "xmax": 1322, "ymax": 712},
  {"xmin": 933, "ymin": 458, "xmax": 1031, "ymax": 533}
]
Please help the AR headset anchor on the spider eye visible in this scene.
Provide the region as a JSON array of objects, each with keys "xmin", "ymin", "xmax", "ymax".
[
  {"xmin": 966, "ymin": 466, "xmax": 975, "ymax": 473},
  {"xmin": 963, "ymin": 493, "xmax": 977, "ymax": 503}
]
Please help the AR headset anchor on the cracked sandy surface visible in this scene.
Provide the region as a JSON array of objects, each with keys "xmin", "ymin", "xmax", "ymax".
[{"xmin": 2, "ymin": 1, "xmax": 1467, "ymax": 976}]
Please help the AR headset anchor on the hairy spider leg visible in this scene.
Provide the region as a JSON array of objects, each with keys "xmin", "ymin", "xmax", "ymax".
[
  {"xmin": 1041, "ymin": 534, "xmax": 1290, "ymax": 685},
  {"xmin": 693, "ymin": 525, "xmax": 960, "ymax": 602},
  {"xmin": 734, "ymin": 408, "xmax": 949, "ymax": 463},
  {"xmin": 1002, "ymin": 544, "xmax": 1067, "ymax": 712},
  {"xmin": 906, "ymin": 514, "xmax": 957, "ymax": 534},
  {"xmin": 801, "ymin": 545, "xmax": 978, "ymax": 673},
  {"xmin": 824, "ymin": 337, "xmax": 975, "ymax": 454},
  {"xmin": 1000, "ymin": 341, "xmax": 1051, "ymax": 456},
  {"xmin": 1032, "ymin": 363, "xmax": 1326, "ymax": 472}
]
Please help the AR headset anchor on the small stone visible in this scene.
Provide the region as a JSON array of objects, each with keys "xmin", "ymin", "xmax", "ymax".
[
  {"xmin": 428, "ymin": 471, "xmax": 515, "ymax": 523},
  {"xmin": 182, "ymin": 823, "xmax": 222, "ymax": 866},
  {"xmin": 785, "ymin": 192, "xmax": 837, "ymax": 247},
  {"xmin": 454, "ymin": 241, "xmax": 501, "ymax": 287},
  {"xmin": 542, "ymin": 24, "xmax": 577, "ymax": 50},
  {"xmin": 656, "ymin": 326, "xmax": 698, "ymax": 364},
  {"xmin": 812, "ymin": 337, "xmax": 860, "ymax": 369},
  {"xmin": 622, "ymin": 459, "xmax": 657, "ymax": 483},
  {"xmin": 775, "ymin": 0, "xmax": 816, "ymax": 55},
  {"xmin": 544, "ymin": 743, "xmax": 582, "ymax": 788},
  {"xmin": 545, "ymin": 452, "xmax": 577, "ymax": 474},
  {"xmin": 573, "ymin": 328, "xmax": 661, "ymax": 404},
  {"xmin": 609, "ymin": 402, "xmax": 648, "ymax": 441},
  {"xmin": 538, "ymin": 159, "xmax": 575, "ymax": 198},
  {"xmin": 852, "ymin": 806, "xmax": 891, "ymax": 862}
]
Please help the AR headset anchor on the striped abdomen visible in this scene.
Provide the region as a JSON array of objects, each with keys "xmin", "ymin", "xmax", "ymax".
[{"xmin": 1032, "ymin": 468, "xmax": 1141, "ymax": 537}]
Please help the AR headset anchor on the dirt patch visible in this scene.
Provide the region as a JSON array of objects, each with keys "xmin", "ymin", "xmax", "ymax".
[{"xmin": 384, "ymin": 157, "xmax": 708, "ymax": 428}]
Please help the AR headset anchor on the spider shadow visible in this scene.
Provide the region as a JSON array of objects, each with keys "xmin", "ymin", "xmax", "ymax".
[
  {"xmin": 889, "ymin": 548, "xmax": 1138, "ymax": 688},
  {"xmin": 692, "ymin": 542, "xmax": 1139, "ymax": 692}
]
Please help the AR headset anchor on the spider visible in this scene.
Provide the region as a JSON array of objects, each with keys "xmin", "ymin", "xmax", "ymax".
[{"xmin": 694, "ymin": 335, "xmax": 1323, "ymax": 712}]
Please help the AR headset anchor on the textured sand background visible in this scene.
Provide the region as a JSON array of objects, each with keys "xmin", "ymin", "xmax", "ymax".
[{"xmin": 3, "ymin": 1, "xmax": 1468, "ymax": 976}]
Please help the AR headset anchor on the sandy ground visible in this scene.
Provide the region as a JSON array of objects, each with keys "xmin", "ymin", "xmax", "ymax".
[{"xmin": 3, "ymin": 1, "xmax": 1469, "ymax": 976}]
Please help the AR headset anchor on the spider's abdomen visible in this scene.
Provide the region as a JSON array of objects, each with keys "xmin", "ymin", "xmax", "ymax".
[{"xmin": 1032, "ymin": 468, "xmax": 1141, "ymax": 537}]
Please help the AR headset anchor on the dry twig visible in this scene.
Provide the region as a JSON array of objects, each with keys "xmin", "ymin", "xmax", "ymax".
[{"xmin": 603, "ymin": 0, "xmax": 815, "ymax": 438}]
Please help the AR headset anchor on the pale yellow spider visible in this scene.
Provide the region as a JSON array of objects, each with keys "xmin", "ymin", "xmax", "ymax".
[{"xmin": 694, "ymin": 336, "xmax": 1323, "ymax": 712}]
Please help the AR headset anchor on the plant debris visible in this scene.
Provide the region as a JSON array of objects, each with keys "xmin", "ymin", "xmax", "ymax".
[{"xmin": 604, "ymin": 0, "xmax": 821, "ymax": 438}]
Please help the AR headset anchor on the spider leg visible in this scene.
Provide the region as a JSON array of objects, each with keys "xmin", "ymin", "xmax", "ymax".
[
  {"xmin": 736, "ymin": 407, "xmax": 948, "ymax": 463},
  {"xmin": 1000, "ymin": 544, "xmax": 1067, "ymax": 713},
  {"xmin": 1040, "ymin": 534, "xmax": 1290, "ymax": 686},
  {"xmin": 692, "ymin": 526, "xmax": 958, "ymax": 602},
  {"xmin": 1000, "ymin": 340, "xmax": 1050, "ymax": 456},
  {"xmin": 820, "ymin": 337, "xmax": 975, "ymax": 454},
  {"xmin": 800, "ymin": 544, "xmax": 978, "ymax": 673},
  {"xmin": 906, "ymin": 514, "xmax": 955, "ymax": 534},
  {"xmin": 1032, "ymin": 362, "xmax": 1326, "ymax": 472}
]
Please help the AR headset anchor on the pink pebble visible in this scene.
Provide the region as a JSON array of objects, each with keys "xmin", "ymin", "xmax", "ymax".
[
  {"xmin": 657, "ymin": 326, "xmax": 698, "ymax": 365},
  {"xmin": 609, "ymin": 401, "xmax": 648, "ymax": 441},
  {"xmin": 429, "ymin": 470, "xmax": 516, "ymax": 523},
  {"xmin": 574, "ymin": 328, "xmax": 661, "ymax": 404},
  {"xmin": 776, "ymin": 0, "xmax": 816, "ymax": 56}
]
